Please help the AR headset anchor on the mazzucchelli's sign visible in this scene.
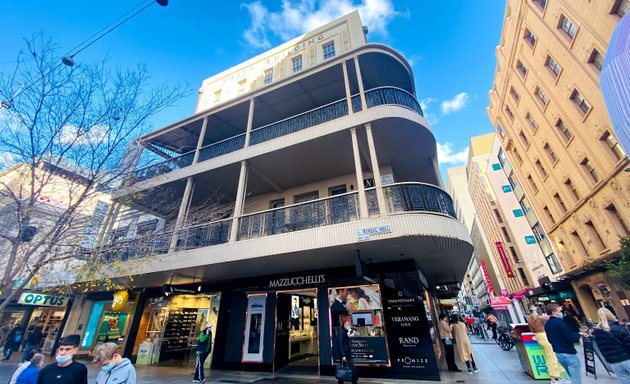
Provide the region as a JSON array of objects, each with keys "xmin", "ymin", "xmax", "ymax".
[{"xmin": 268, "ymin": 274, "xmax": 326, "ymax": 288}]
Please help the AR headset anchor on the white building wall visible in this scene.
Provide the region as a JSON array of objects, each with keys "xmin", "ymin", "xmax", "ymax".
[{"xmin": 446, "ymin": 166, "xmax": 476, "ymax": 232}]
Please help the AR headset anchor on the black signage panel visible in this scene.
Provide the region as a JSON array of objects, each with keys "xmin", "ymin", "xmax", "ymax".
[{"xmin": 584, "ymin": 337, "xmax": 597, "ymax": 378}]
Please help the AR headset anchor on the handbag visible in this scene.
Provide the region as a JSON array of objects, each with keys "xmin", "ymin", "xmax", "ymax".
[{"xmin": 335, "ymin": 361, "xmax": 354, "ymax": 381}]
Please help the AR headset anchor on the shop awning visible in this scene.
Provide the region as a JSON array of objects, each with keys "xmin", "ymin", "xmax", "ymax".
[{"xmin": 489, "ymin": 296, "xmax": 511, "ymax": 310}]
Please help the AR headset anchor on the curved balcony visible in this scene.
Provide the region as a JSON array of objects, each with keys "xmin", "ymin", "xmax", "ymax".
[
  {"xmin": 131, "ymin": 87, "xmax": 424, "ymax": 182},
  {"xmin": 383, "ymin": 182, "xmax": 456, "ymax": 218}
]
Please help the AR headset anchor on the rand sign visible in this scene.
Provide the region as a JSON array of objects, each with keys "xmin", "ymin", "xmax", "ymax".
[{"xmin": 18, "ymin": 292, "xmax": 67, "ymax": 307}]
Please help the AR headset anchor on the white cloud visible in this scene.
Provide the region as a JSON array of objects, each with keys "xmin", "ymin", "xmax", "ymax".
[
  {"xmin": 0, "ymin": 152, "xmax": 18, "ymax": 170},
  {"xmin": 419, "ymin": 97, "xmax": 438, "ymax": 125},
  {"xmin": 59, "ymin": 124, "xmax": 109, "ymax": 146},
  {"xmin": 437, "ymin": 142, "xmax": 468, "ymax": 165},
  {"xmin": 241, "ymin": 0, "xmax": 399, "ymax": 49},
  {"xmin": 440, "ymin": 92, "xmax": 469, "ymax": 115}
]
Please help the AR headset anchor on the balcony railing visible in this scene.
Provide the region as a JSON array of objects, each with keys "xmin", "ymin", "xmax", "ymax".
[
  {"xmin": 131, "ymin": 87, "xmax": 423, "ymax": 183},
  {"xmin": 100, "ymin": 232, "xmax": 172, "ymax": 262},
  {"xmin": 237, "ymin": 192, "xmax": 359, "ymax": 240},
  {"xmin": 383, "ymin": 182, "xmax": 456, "ymax": 219},
  {"xmin": 174, "ymin": 219, "xmax": 231, "ymax": 251}
]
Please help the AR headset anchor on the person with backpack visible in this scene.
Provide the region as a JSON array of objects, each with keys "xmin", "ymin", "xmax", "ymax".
[
  {"xmin": 591, "ymin": 307, "xmax": 630, "ymax": 383},
  {"xmin": 2, "ymin": 323, "xmax": 24, "ymax": 361},
  {"xmin": 193, "ymin": 323, "xmax": 213, "ymax": 383},
  {"xmin": 486, "ymin": 313, "xmax": 498, "ymax": 340}
]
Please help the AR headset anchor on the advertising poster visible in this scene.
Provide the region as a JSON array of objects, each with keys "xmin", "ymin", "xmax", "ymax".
[
  {"xmin": 95, "ymin": 312, "xmax": 128, "ymax": 344},
  {"xmin": 517, "ymin": 333, "xmax": 550, "ymax": 379},
  {"xmin": 243, "ymin": 294, "xmax": 266, "ymax": 362},
  {"xmin": 328, "ymin": 284, "xmax": 388, "ymax": 365}
]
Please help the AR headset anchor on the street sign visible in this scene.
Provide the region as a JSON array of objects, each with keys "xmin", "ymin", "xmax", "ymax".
[{"xmin": 584, "ymin": 337, "xmax": 597, "ymax": 378}]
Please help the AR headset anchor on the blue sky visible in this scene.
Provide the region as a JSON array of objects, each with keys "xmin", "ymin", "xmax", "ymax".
[{"xmin": 0, "ymin": 0, "xmax": 506, "ymax": 176}]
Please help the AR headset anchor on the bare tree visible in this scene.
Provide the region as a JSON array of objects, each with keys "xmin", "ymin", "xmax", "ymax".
[{"xmin": 0, "ymin": 34, "xmax": 188, "ymax": 311}]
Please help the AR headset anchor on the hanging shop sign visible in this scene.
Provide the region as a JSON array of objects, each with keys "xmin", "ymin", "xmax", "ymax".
[
  {"xmin": 111, "ymin": 290, "xmax": 129, "ymax": 311},
  {"xmin": 495, "ymin": 242, "xmax": 514, "ymax": 278},
  {"xmin": 243, "ymin": 294, "xmax": 266, "ymax": 363},
  {"xmin": 479, "ymin": 260, "xmax": 494, "ymax": 294},
  {"xmin": 18, "ymin": 292, "xmax": 67, "ymax": 307},
  {"xmin": 162, "ymin": 285, "xmax": 197, "ymax": 295}
]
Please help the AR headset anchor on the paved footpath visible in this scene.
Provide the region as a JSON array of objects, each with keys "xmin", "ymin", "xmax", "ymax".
[{"xmin": 0, "ymin": 342, "xmax": 621, "ymax": 383}]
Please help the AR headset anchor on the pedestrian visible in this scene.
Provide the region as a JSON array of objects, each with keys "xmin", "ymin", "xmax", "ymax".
[
  {"xmin": 2, "ymin": 323, "xmax": 24, "ymax": 361},
  {"xmin": 16, "ymin": 354, "xmax": 44, "ymax": 384},
  {"xmin": 37, "ymin": 334, "xmax": 87, "ymax": 384},
  {"xmin": 93, "ymin": 342, "xmax": 136, "ymax": 384},
  {"xmin": 0, "ymin": 321, "xmax": 10, "ymax": 347},
  {"xmin": 335, "ymin": 320, "xmax": 357, "ymax": 384},
  {"xmin": 486, "ymin": 313, "xmax": 498, "ymax": 339},
  {"xmin": 193, "ymin": 323, "xmax": 213, "ymax": 383},
  {"xmin": 451, "ymin": 315, "xmax": 480, "ymax": 374},
  {"xmin": 527, "ymin": 306, "xmax": 566, "ymax": 383},
  {"xmin": 563, "ymin": 310, "xmax": 581, "ymax": 334},
  {"xmin": 438, "ymin": 314, "xmax": 460, "ymax": 372},
  {"xmin": 465, "ymin": 315, "xmax": 474, "ymax": 334},
  {"xmin": 590, "ymin": 307, "xmax": 630, "ymax": 383},
  {"xmin": 10, "ymin": 351, "xmax": 36, "ymax": 384},
  {"xmin": 544, "ymin": 304, "xmax": 585, "ymax": 384},
  {"xmin": 22, "ymin": 326, "xmax": 43, "ymax": 362}
]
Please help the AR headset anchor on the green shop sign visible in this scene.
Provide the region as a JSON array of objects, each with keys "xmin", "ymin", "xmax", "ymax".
[{"xmin": 18, "ymin": 292, "xmax": 67, "ymax": 307}]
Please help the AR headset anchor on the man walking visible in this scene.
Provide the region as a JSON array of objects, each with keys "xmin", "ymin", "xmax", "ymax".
[{"xmin": 544, "ymin": 304, "xmax": 584, "ymax": 384}]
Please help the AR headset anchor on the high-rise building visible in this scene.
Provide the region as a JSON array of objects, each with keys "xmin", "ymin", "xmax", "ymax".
[
  {"xmin": 61, "ymin": 12, "xmax": 472, "ymax": 380},
  {"xmin": 488, "ymin": 0, "xmax": 630, "ymax": 320}
]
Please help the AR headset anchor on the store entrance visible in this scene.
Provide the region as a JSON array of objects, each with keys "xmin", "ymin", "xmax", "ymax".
[{"xmin": 274, "ymin": 289, "xmax": 318, "ymax": 374}]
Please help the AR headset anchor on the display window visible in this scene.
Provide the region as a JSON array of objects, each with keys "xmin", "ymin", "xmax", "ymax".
[
  {"xmin": 328, "ymin": 284, "xmax": 389, "ymax": 365},
  {"xmin": 26, "ymin": 308, "xmax": 66, "ymax": 353},
  {"xmin": 242, "ymin": 294, "xmax": 266, "ymax": 363},
  {"xmin": 134, "ymin": 293, "xmax": 220, "ymax": 366}
]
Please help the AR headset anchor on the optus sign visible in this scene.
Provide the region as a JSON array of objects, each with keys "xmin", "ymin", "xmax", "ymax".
[
  {"xmin": 495, "ymin": 241, "xmax": 515, "ymax": 278},
  {"xmin": 18, "ymin": 292, "xmax": 67, "ymax": 307}
]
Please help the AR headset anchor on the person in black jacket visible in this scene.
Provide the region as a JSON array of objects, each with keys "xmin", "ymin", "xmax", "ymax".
[
  {"xmin": 563, "ymin": 309, "xmax": 581, "ymax": 333},
  {"xmin": 545, "ymin": 304, "xmax": 585, "ymax": 384},
  {"xmin": 591, "ymin": 307, "xmax": 630, "ymax": 382},
  {"xmin": 2, "ymin": 323, "xmax": 23, "ymax": 361},
  {"xmin": 335, "ymin": 320, "xmax": 357, "ymax": 384},
  {"xmin": 22, "ymin": 326, "xmax": 43, "ymax": 362}
]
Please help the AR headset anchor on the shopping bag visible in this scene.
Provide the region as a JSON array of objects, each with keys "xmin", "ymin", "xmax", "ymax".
[{"xmin": 335, "ymin": 361, "xmax": 354, "ymax": 381}]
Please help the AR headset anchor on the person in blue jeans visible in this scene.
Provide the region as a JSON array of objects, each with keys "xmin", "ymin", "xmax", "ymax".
[{"xmin": 545, "ymin": 303, "xmax": 586, "ymax": 384}]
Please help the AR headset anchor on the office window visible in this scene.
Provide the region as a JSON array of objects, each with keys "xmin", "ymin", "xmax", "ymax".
[
  {"xmin": 509, "ymin": 246, "xmax": 520, "ymax": 263},
  {"xmin": 526, "ymin": 112, "xmax": 538, "ymax": 131},
  {"xmin": 329, "ymin": 185, "xmax": 347, "ymax": 196},
  {"xmin": 264, "ymin": 68, "xmax": 273, "ymax": 84},
  {"xmin": 533, "ymin": 0, "xmax": 548, "ymax": 10},
  {"xmin": 505, "ymin": 106, "xmax": 515, "ymax": 121},
  {"xmin": 292, "ymin": 55, "xmax": 303, "ymax": 73},
  {"xmin": 558, "ymin": 14, "xmax": 578, "ymax": 40},
  {"xmin": 519, "ymin": 131, "xmax": 530, "ymax": 148},
  {"xmin": 518, "ymin": 268, "xmax": 530, "ymax": 287},
  {"xmin": 516, "ymin": 60, "xmax": 528, "ymax": 78},
  {"xmin": 558, "ymin": 239, "xmax": 576, "ymax": 266},
  {"xmin": 545, "ymin": 55, "xmax": 562, "ymax": 78},
  {"xmin": 543, "ymin": 206, "xmax": 555, "ymax": 224},
  {"xmin": 564, "ymin": 178, "xmax": 580, "ymax": 201},
  {"xmin": 612, "ymin": 0, "xmax": 630, "ymax": 17},
  {"xmin": 294, "ymin": 191, "xmax": 319, "ymax": 203},
  {"xmin": 571, "ymin": 231, "xmax": 589, "ymax": 258},
  {"xmin": 269, "ymin": 198, "xmax": 285, "ymax": 209},
  {"xmin": 535, "ymin": 159, "xmax": 548, "ymax": 179},
  {"xmin": 585, "ymin": 220, "xmax": 606, "ymax": 251},
  {"xmin": 494, "ymin": 209, "xmax": 504, "ymax": 224},
  {"xmin": 588, "ymin": 49, "xmax": 604, "ymax": 71},
  {"xmin": 512, "ymin": 147, "xmax": 523, "ymax": 164},
  {"xmin": 523, "ymin": 28, "xmax": 537, "ymax": 47},
  {"xmin": 497, "ymin": 124, "xmax": 505, "ymax": 138},
  {"xmin": 570, "ymin": 89, "xmax": 591, "ymax": 115},
  {"xmin": 323, "ymin": 41, "xmax": 336, "ymax": 60},
  {"xmin": 535, "ymin": 86, "xmax": 549, "ymax": 107},
  {"xmin": 580, "ymin": 157, "xmax": 600, "ymax": 183},
  {"xmin": 554, "ymin": 192, "xmax": 568, "ymax": 213},
  {"xmin": 501, "ymin": 227, "xmax": 512, "ymax": 243},
  {"xmin": 510, "ymin": 87, "xmax": 520, "ymax": 103},
  {"xmin": 600, "ymin": 131, "xmax": 626, "ymax": 161},
  {"xmin": 605, "ymin": 203, "xmax": 630, "ymax": 237},
  {"xmin": 543, "ymin": 143, "xmax": 558, "ymax": 163},
  {"xmin": 527, "ymin": 174, "xmax": 538, "ymax": 193},
  {"xmin": 555, "ymin": 119, "xmax": 573, "ymax": 143}
]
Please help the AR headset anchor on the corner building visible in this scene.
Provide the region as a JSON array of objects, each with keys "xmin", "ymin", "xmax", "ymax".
[
  {"xmin": 488, "ymin": 0, "xmax": 630, "ymax": 320},
  {"xmin": 70, "ymin": 12, "xmax": 472, "ymax": 381}
]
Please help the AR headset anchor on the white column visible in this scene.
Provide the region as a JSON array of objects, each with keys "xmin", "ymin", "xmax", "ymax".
[
  {"xmin": 229, "ymin": 160, "xmax": 249, "ymax": 242},
  {"xmin": 192, "ymin": 116, "xmax": 209, "ymax": 164},
  {"xmin": 169, "ymin": 177, "xmax": 194, "ymax": 252},
  {"xmin": 350, "ymin": 128, "xmax": 368, "ymax": 218},
  {"xmin": 342, "ymin": 61, "xmax": 353, "ymax": 115},
  {"xmin": 244, "ymin": 98, "xmax": 255, "ymax": 148},
  {"xmin": 96, "ymin": 202, "xmax": 122, "ymax": 247},
  {"xmin": 353, "ymin": 57, "xmax": 367, "ymax": 111},
  {"xmin": 365, "ymin": 123, "xmax": 386, "ymax": 215}
]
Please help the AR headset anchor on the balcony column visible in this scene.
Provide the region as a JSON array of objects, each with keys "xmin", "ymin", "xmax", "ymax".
[
  {"xmin": 365, "ymin": 123, "xmax": 387, "ymax": 215},
  {"xmin": 192, "ymin": 116, "xmax": 209, "ymax": 164},
  {"xmin": 342, "ymin": 61, "xmax": 353, "ymax": 115},
  {"xmin": 244, "ymin": 97, "xmax": 255, "ymax": 148},
  {"xmin": 229, "ymin": 160, "xmax": 249, "ymax": 242},
  {"xmin": 96, "ymin": 202, "xmax": 122, "ymax": 247},
  {"xmin": 353, "ymin": 57, "xmax": 367, "ymax": 111},
  {"xmin": 350, "ymin": 128, "xmax": 368, "ymax": 218},
  {"xmin": 169, "ymin": 176, "xmax": 194, "ymax": 252}
]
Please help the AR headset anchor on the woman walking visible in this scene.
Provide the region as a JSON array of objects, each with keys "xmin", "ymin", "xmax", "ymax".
[
  {"xmin": 439, "ymin": 314, "xmax": 460, "ymax": 372},
  {"xmin": 591, "ymin": 308, "xmax": 630, "ymax": 383},
  {"xmin": 527, "ymin": 306, "xmax": 566, "ymax": 383},
  {"xmin": 451, "ymin": 315, "xmax": 479, "ymax": 374}
]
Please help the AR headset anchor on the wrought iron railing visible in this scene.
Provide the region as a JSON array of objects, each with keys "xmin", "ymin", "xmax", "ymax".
[
  {"xmin": 132, "ymin": 151, "xmax": 195, "ymax": 182},
  {"xmin": 100, "ymin": 232, "xmax": 172, "ymax": 262},
  {"xmin": 238, "ymin": 192, "xmax": 359, "ymax": 240},
  {"xmin": 174, "ymin": 219, "xmax": 231, "ymax": 251},
  {"xmin": 365, "ymin": 87, "xmax": 424, "ymax": 116},
  {"xmin": 383, "ymin": 182, "xmax": 456, "ymax": 218},
  {"xmin": 365, "ymin": 188, "xmax": 379, "ymax": 216},
  {"xmin": 197, "ymin": 134, "xmax": 246, "ymax": 163},
  {"xmin": 249, "ymin": 99, "xmax": 349, "ymax": 145}
]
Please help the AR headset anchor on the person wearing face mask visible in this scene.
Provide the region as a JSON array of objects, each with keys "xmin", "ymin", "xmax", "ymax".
[
  {"xmin": 93, "ymin": 342, "xmax": 136, "ymax": 384},
  {"xmin": 544, "ymin": 304, "xmax": 587, "ymax": 384},
  {"xmin": 37, "ymin": 335, "xmax": 87, "ymax": 384}
]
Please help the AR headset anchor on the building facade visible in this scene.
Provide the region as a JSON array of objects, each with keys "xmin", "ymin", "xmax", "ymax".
[
  {"xmin": 62, "ymin": 12, "xmax": 472, "ymax": 380},
  {"xmin": 488, "ymin": 0, "xmax": 630, "ymax": 320}
]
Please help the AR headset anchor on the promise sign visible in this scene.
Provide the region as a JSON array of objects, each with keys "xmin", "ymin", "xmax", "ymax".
[{"xmin": 495, "ymin": 241, "xmax": 515, "ymax": 278}]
